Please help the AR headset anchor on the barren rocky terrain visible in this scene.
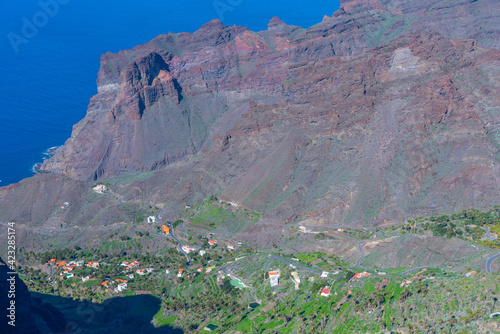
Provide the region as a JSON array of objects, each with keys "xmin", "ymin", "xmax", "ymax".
[{"xmin": 1, "ymin": 0, "xmax": 500, "ymax": 244}]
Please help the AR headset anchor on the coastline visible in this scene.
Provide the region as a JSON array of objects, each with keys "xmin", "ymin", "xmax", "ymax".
[{"xmin": 32, "ymin": 146, "xmax": 61, "ymax": 175}]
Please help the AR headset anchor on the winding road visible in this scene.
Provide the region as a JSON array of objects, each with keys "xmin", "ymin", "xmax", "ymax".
[
  {"xmin": 486, "ymin": 253, "xmax": 500, "ymax": 273},
  {"xmin": 141, "ymin": 218, "xmax": 191, "ymax": 265},
  {"xmin": 2, "ymin": 186, "xmax": 498, "ymax": 278},
  {"xmin": 48, "ymin": 263, "xmax": 53, "ymax": 279},
  {"xmin": 166, "ymin": 222, "xmax": 191, "ymax": 265},
  {"xmin": 355, "ymin": 241, "xmax": 366, "ymax": 268}
]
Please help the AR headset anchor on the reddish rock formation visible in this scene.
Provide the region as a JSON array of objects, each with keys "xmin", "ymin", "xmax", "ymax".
[{"xmin": 2, "ymin": 0, "xmax": 500, "ymax": 228}]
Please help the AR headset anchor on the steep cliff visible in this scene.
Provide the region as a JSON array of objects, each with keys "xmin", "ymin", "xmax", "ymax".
[{"xmin": 2, "ymin": 0, "xmax": 500, "ymax": 228}]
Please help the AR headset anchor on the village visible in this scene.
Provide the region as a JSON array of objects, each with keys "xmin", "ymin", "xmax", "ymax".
[
  {"xmin": 17, "ymin": 214, "xmax": 497, "ymax": 334},
  {"xmin": 38, "ymin": 239, "xmax": 483, "ymax": 312},
  {"xmin": 14, "ymin": 186, "xmax": 498, "ymax": 332}
]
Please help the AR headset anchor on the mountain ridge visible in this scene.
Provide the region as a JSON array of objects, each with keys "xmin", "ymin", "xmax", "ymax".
[{"xmin": 1, "ymin": 0, "xmax": 500, "ymax": 233}]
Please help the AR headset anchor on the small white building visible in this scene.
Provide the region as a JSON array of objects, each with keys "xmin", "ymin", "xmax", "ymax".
[
  {"xmin": 147, "ymin": 216, "xmax": 156, "ymax": 223},
  {"xmin": 321, "ymin": 271, "xmax": 329, "ymax": 279},
  {"xmin": 165, "ymin": 268, "xmax": 170, "ymax": 274},
  {"xmin": 227, "ymin": 244, "xmax": 235, "ymax": 251},
  {"xmin": 269, "ymin": 270, "xmax": 280, "ymax": 287},
  {"xmin": 291, "ymin": 271, "xmax": 300, "ymax": 290},
  {"xmin": 92, "ymin": 184, "xmax": 107, "ymax": 194},
  {"xmin": 82, "ymin": 276, "xmax": 90, "ymax": 282},
  {"xmin": 182, "ymin": 245, "xmax": 195, "ymax": 253}
]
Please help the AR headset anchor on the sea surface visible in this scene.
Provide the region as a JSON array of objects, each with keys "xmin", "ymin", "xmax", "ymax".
[{"xmin": 0, "ymin": 0, "xmax": 339, "ymax": 186}]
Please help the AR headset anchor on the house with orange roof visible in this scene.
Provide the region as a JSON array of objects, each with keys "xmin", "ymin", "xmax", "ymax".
[
  {"xmin": 350, "ymin": 272, "xmax": 371, "ymax": 282},
  {"xmin": 56, "ymin": 261, "xmax": 66, "ymax": 267},
  {"xmin": 161, "ymin": 225, "xmax": 170, "ymax": 235},
  {"xmin": 101, "ymin": 280, "xmax": 109, "ymax": 287},
  {"xmin": 269, "ymin": 270, "xmax": 280, "ymax": 287},
  {"xmin": 320, "ymin": 287, "xmax": 331, "ymax": 297},
  {"xmin": 47, "ymin": 259, "xmax": 56, "ymax": 264},
  {"xmin": 86, "ymin": 261, "xmax": 100, "ymax": 269},
  {"xmin": 465, "ymin": 271, "xmax": 478, "ymax": 277},
  {"xmin": 177, "ymin": 269, "xmax": 184, "ymax": 277},
  {"xmin": 136, "ymin": 269, "xmax": 147, "ymax": 276},
  {"xmin": 182, "ymin": 245, "xmax": 195, "ymax": 253},
  {"xmin": 93, "ymin": 184, "xmax": 107, "ymax": 194},
  {"xmin": 197, "ymin": 268, "xmax": 204, "ymax": 273},
  {"xmin": 227, "ymin": 244, "xmax": 235, "ymax": 250},
  {"xmin": 208, "ymin": 240, "xmax": 217, "ymax": 246}
]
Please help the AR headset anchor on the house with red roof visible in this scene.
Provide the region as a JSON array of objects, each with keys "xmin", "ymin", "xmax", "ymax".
[{"xmin": 320, "ymin": 287, "xmax": 331, "ymax": 297}]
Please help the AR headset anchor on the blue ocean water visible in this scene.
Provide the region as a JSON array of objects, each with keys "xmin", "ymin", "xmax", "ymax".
[{"xmin": 0, "ymin": 0, "xmax": 339, "ymax": 186}]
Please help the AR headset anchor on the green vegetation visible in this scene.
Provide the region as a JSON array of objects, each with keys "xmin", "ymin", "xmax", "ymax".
[
  {"xmin": 390, "ymin": 206, "xmax": 500, "ymax": 248},
  {"xmin": 18, "ymin": 205, "xmax": 500, "ymax": 333},
  {"xmin": 185, "ymin": 196, "xmax": 260, "ymax": 233}
]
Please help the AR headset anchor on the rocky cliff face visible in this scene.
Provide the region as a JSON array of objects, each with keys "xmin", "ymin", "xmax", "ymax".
[{"xmin": 3, "ymin": 0, "xmax": 500, "ymax": 227}]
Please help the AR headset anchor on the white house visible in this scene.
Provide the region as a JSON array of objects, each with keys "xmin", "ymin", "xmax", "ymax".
[
  {"xmin": 269, "ymin": 270, "xmax": 280, "ymax": 287},
  {"xmin": 147, "ymin": 216, "xmax": 156, "ymax": 223},
  {"xmin": 182, "ymin": 245, "xmax": 195, "ymax": 253},
  {"xmin": 92, "ymin": 184, "xmax": 107, "ymax": 194},
  {"xmin": 291, "ymin": 271, "xmax": 300, "ymax": 290}
]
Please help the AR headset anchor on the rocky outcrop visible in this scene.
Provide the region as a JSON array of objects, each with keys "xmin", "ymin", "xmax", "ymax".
[{"xmin": 3, "ymin": 0, "xmax": 500, "ymax": 228}]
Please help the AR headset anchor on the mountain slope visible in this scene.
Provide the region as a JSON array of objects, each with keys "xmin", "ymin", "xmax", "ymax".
[{"xmin": 2, "ymin": 0, "xmax": 500, "ymax": 229}]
